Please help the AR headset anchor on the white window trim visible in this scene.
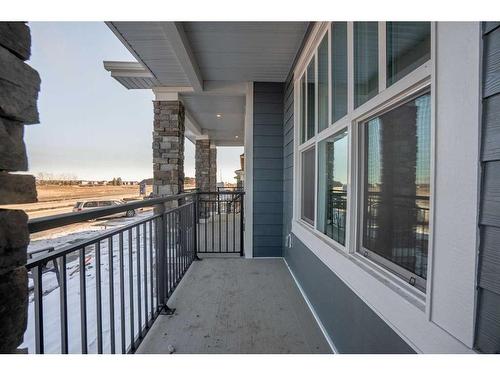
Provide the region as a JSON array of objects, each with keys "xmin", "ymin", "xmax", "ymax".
[
  {"xmin": 291, "ymin": 21, "xmax": 480, "ymax": 353},
  {"xmin": 354, "ymin": 83, "xmax": 431, "ymax": 293}
]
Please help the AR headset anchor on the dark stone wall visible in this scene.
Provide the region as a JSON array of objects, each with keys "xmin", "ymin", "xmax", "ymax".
[{"xmin": 0, "ymin": 22, "xmax": 40, "ymax": 353}]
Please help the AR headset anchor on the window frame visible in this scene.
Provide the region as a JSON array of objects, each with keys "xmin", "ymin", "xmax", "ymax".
[
  {"xmin": 293, "ymin": 21, "xmax": 434, "ymax": 298},
  {"xmin": 316, "ymin": 127, "xmax": 350, "ymax": 246},
  {"xmin": 356, "ymin": 87, "xmax": 431, "ymax": 293},
  {"xmin": 300, "ymin": 144, "xmax": 316, "ymax": 226}
]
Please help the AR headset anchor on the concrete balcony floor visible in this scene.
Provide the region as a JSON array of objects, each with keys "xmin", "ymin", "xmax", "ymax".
[{"xmin": 137, "ymin": 257, "xmax": 331, "ymax": 354}]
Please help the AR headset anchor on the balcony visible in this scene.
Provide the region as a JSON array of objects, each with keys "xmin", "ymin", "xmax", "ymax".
[
  {"xmin": 136, "ymin": 257, "xmax": 330, "ymax": 354},
  {"xmin": 22, "ymin": 191, "xmax": 331, "ymax": 354}
]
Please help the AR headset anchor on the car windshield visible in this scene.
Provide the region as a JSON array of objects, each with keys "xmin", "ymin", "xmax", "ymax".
[{"xmin": 74, "ymin": 202, "xmax": 82, "ymax": 208}]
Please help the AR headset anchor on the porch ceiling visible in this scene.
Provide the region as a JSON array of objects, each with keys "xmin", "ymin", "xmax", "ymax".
[
  {"xmin": 181, "ymin": 94, "xmax": 245, "ymax": 146},
  {"xmin": 104, "ymin": 22, "xmax": 309, "ymax": 146}
]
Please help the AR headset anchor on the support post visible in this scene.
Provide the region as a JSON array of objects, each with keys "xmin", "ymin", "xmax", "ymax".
[{"xmin": 152, "ymin": 99, "xmax": 185, "ymax": 212}]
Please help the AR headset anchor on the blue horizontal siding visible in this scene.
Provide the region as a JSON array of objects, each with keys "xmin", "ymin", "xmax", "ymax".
[{"xmin": 253, "ymin": 82, "xmax": 284, "ymax": 257}]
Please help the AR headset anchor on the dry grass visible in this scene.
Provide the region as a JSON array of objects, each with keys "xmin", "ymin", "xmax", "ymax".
[{"xmin": 36, "ymin": 185, "xmax": 152, "ymax": 202}]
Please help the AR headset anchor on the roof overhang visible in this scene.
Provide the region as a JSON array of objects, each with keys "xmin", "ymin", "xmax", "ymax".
[{"xmin": 103, "ymin": 22, "xmax": 309, "ymax": 146}]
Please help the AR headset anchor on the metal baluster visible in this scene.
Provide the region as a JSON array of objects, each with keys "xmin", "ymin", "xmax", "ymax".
[
  {"xmin": 179, "ymin": 208, "xmax": 183, "ymax": 275},
  {"xmin": 174, "ymin": 210, "xmax": 180, "ymax": 286},
  {"xmin": 155, "ymin": 217, "xmax": 160, "ymax": 311},
  {"xmin": 33, "ymin": 266, "xmax": 44, "ymax": 354},
  {"xmin": 108, "ymin": 237, "xmax": 115, "ymax": 354},
  {"xmin": 174, "ymin": 211, "xmax": 179, "ymax": 284},
  {"xmin": 136, "ymin": 226, "xmax": 142, "ymax": 337},
  {"xmin": 194, "ymin": 198, "xmax": 198, "ymax": 260},
  {"xmin": 128, "ymin": 229, "xmax": 134, "ymax": 351},
  {"xmin": 95, "ymin": 241, "xmax": 103, "ymax": 353},
  {"xmin": 211, "ymin": 198, "xmax": 214, "ymax": 251},
  {"xmin": 240, "ymin": 195, "xmax": 245, "ymax": 257},
  {"xmin": 204, "ymin": 201, "xmax": 208, "ymax": 253},
  {"xmin": 143, "ymin": 222, "xmax": 148, "ymax": 328},
  {"xmin": 59, "ymin": 255, "xmax": 68, "ymax": 353},
  {"xmin": 79, "ymin": 248, "xmax": 88, "ymax": 353},
  {"xmin": 182, "ymin": 207, "xmax": 186, "ymax": 273},
  {"xmin": 167, "ymin": 212, "xmax": 172, "ymax": 295},
  {"xmin": 233, "ymin": 195, "xmax": 236, "ymax": 252},
  {"xmin": 149, "ymin": 220, "xmax": 154, "ymax": 321},
  {"xmin": 218, "ymin": 197, "xmax": 221, "ymax": 253},
  {"xmin": 226, "ymin": 196, "xmax": 229, "ymax": 253},
  {"xmin": 119, "ymin": 232, "xmax": 126, "ymax": 354}
]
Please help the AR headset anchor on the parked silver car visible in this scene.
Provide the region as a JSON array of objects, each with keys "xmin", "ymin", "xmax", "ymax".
[{"xmin": 72, "ymin": 200, "xmax": 136, "ymax": 218}]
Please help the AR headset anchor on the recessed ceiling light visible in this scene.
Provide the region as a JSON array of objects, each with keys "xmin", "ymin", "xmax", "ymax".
[
  {"xmin": 235, "ymin": 135, "xmax": 239, "ymax": 139},
  {"xmin": 216, "ymin": 113, "xmax": 222, "ymax": 118}
]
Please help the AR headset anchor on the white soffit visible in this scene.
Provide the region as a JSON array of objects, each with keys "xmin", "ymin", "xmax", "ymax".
[
  {"xmin": 104, "ymin": 22, "xmax": 308, "ymax": 146},
  {"xmin": 181, "ymin": 93, "xmax": 245, "ymax": 147},
  {"xmin": 107, "ymin": 21, "xmax": 308, "ymax": 85},
  {"xmin": 183, "ymin": 22, "xmax": 309, "ymax": 82},
  {"xmin": 107, "ymin": 22, "xmax": 191, "ymax": 87}
]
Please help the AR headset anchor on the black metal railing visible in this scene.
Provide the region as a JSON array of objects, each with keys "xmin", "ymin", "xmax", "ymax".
[
  {"xmin": 197, "ymin": 191, "xmax": 244, "ymax": 255},
  {"xmin": 22, "ymin": 191, "xmax": 238, "ymax": 354}
]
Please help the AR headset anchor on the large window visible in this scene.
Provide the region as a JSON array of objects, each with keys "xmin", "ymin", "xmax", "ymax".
[
  {"xmin": 317, "ymin": 129, "xmax": 348, "ymax": 245},
  {"xmin": 301, "ymin": 147, "xmax": 316, "ymax": 224},
  {"xmin": 295, "ymin": 23, "xmax": 432, "ymax": 292},
  {"xmin": 361, "ymin": 92, "xmax": 431, "ymax": 291},
  {"xmin": 331, "ymin": 22, "xmax": 348, "ymax": 123},
  {"xmin": 354, "ymin": 22, "xmax": 378, "ymax": 108},
  {"xmin": 387, "ymin": 22, "xmax": 430, "ymax": 86}
]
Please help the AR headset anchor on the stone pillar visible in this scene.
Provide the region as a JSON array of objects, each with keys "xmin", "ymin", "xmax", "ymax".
[
  {"xmin": 195, "ymin": 139, "xmax": 210, "ymax": 193},
  {"xmin": 152, "ymin": 100, "xmax": 185, "ymax": 209},
  {"xmin": 0, "ymin": 22, "xmax": 40, "ymax": 353},
  {"xmin": 209, "ymin": 144, "xmax": 217, "ymax": 192}
]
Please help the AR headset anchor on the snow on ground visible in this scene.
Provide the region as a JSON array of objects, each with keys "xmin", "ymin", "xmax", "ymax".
[{"xmin": 22, "ymin": 211, "xmax": 192, "ymax": 354}]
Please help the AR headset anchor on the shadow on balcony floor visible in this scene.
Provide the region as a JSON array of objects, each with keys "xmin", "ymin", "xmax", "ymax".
[{"xmin": 137, "ymin": 257, "xmax": 331, "ymax": 354}]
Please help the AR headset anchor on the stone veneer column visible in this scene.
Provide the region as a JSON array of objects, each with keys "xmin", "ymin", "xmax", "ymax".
[
  {"xmin": 152, "ymin": 100, "xmax": 185, "ymax": 209},
  {"xmin": 0, "ymin": 22, "xmax": 40, "ymax": 353},
  {"xmin": 195, "ymin": 139, "xmax": 210, "ymax": 193},
  {"xmin": 209, "ymin": 144, "xmax": 217, "ymax": 192}
]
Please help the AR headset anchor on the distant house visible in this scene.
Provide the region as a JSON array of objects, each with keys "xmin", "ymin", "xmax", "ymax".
[{"xmin": 234, "ymin": 153, "xmax": 245, "ymax": 188}]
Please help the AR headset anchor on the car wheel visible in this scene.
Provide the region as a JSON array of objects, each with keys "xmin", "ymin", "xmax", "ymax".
[{"xmin": 126, "ymin": 210, "xmax": 135, "ymax": 217}]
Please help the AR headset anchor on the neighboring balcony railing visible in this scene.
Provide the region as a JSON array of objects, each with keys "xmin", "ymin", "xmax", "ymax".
[
  {"xmin": 23, "ymin": 191, "xmax": 244, "ymax": 354},
  {"xmin": 197, "ymin": 191, "xmax": 244, "ymax": 255}
]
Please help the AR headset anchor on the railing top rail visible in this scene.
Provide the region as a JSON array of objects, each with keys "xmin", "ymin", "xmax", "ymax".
[
  {"xmin": 26, "ymin": 200, "xmax": 195, "ymax": 268},
  {"xmin": 197, "ymin": 191, "xmax": 245, "ymax": 195},
  {"xmin": 27, "ymin": 191, "xmax": 196, "ymax": 234}
]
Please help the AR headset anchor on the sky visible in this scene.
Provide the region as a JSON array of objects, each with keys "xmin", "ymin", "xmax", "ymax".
[{"xmin": 25, "ymin": 22, "xmax": 243, "ymax": 182}]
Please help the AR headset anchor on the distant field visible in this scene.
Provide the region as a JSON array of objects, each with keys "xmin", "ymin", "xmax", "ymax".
[
  {"xmin": 1, "ymin": 184, "xmax": 199, "ymax": 219},
  {"xmin": 36, "ymin": 184, "xmax": 151, "ymax": 202}
]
